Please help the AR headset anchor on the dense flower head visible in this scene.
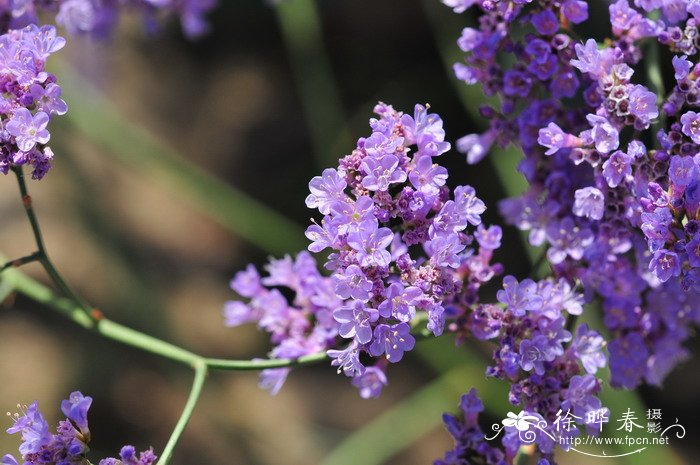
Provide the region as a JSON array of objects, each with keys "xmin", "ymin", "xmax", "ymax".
[
  {"xmin": 4, "ymin": 392, "xmax": 156, "ymax": 465},
  {"xmin": 0, "ymin": 25, "xmax": 66, "ymax": 179},
  {"xmin": 439, "ymin": 1, "xmax": 700, "ymax": 461},
  {"xmin": 304, "ymin": 102, "xmax": 502, "ymax": 388},
  {"xmin": 0, "ymin": 0, "xmax": 216, "ymax": 38}
]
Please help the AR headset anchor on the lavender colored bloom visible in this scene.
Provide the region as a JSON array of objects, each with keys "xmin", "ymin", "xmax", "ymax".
[
  {"xmin": 562, "ymin": 0, "xmax": 588, "ymax": 23},
  {"xmin": 456, "ymin": 130, "xmax": 496, "ymax": 164},
  {"xmin": 474, "ymin": 224, "xmax": 502, "ymax": 250},
  {"xmin": 668, "ymin": 155, "xmax": 699, "ymax": 187},
  {"xmin": 409, "ymin": 155, "xmax": 448, "ymax": 195},
  {"xmin": 360, "ymin": 154, "xmax": 407, "ymax": 191},
  {"xmin": 546, "ymin": 218, "xmax": 594, "ymax": 264},
  {"xmin": 328, "ymin": 344, "xmax": 364, "ymax": 377},
  {"xmin": 497, "ymin": 276, "xmax": 543, "ymax": 317},
  {"xmin": 571, "ymin": 324, "xmax": 607, "ymax": 374},
  {"xmin": 602, "ymin": 150, "xmax": 632, "ymax": 187},
  {"xmin": 672, "ymin": 55, "xmax": 692, "ymax": 80},
  {"xmin": 503, "ymin": 69, "xmax": 533, "ymax": 97},
  {"xmin": 60, "ymin": 391, "xmax": 92, "ymax": 434},
  {"xmin": 378, "ymin": 283, "xmax": 423, "ymax": 321},
  {"xmin": 6, "ymin": 108, "xmax": 49, "ymax": 152},
  {"xmin": 334, "ymin": 301, "xmax": 379, "ymax": 344},
  {"xmin": 519, "ymin": 335, "xmax": 552, "ymax": 375},
  {"xmin": 329, "ymin": 195, "xmax": 376, "ymax": 234},
  {"xmin": 681, "ymin": 111, "xmax": 700, "ymax": 144},
  {"xmin": 628, "ymin": 85, "xmax": 658, "ymax": 126},
  {"xmin": 573, "ymin": 187, "xmax": 605, "ymax": 221},
  {"xmin": 352, "ymin": 366, "xmax": 388, "ymax": 399},
  {"xmin": 6, "ymin": 401, "xmax": 51, "ymax": 455},
  {"xmin": 562, "ymin": 375, "xmax": 602, "ymax": 418},
  {"xmin": 531, "ymin": 10, "xmax": 558, "ymax": 36},
  {"xmin": 454, "ymin": 185, "xmax": 486, "ymax": 226},
  {"xmin": 426, "ymin": 233, "xmax": 466, "ymax": 268},
  {"xmin": 333, "ymin": 264, "xmax": 373, "ymax": 301},
  {"xmin": 650, "ymin": 249, "xmax": 681, "ymax": 282},
  {"xmin": 306, "ymin": 168, "xmax": 347, "ymax": 215},
  {"xmin": 686, "ymin": 235, "xmax": 700, "ymax": 267},
  {"xmin": 586, "ymin": 114, "xmax": 619, "ymax": 154},
  {"xmin": 347, "ymin": 226, "xmax": 394, "ymax": 267},
  {"xmin": 258, "ymin": 367, "xmax": 290, "ymax": 395},
  {"xmin": 369, "ymin": 323, "xmax": 415, "ymax": 362},
  {"xmin": 538, "ymin": 122, "xmax": 581, "ymax": 155}
]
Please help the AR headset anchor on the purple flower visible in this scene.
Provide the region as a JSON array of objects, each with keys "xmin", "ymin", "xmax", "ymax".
[
  {"xmin": 586, "ymin": 114, "xmax": 619, "ymax": 154},
  {"xmin": 409, "ymin": 155, "xmax": 448, "ymax": 195},
  {"xmin": 497, "ymin": 276, "xmax": 543, "ymax": 317},
  {"xmin": 573, "ymin": 187, "xmax": 605, "ymax": 221},
  {"xmin": 503, "ymin": 69, "xmax": 533, "ymax": 97},
  {"xmin": 369, "ymin": 323, "xmax": 415, "ymax": 362},
  {"xmin": 306, "ymin": 168, "xmax": 347, "ymax": 215},
  {"xmin": 602, "ymin": 150, "xmax": 632, "ymax": 187},
  {"xmin": 426, "ymin": 233, "xmax": 466, "ymax": 268},
  {"xmin": 6, "ymin": 401, "xmax": 51, "ymax": 455},
  {"xmin": 531, "ymin": 10, "xmax": 558, "ymax": 36},
  {"xmin": 333, "ymin": 301, "xmax": 379, "ymax": 344},
  {"xmin": 258, "ymin": 368, "xmax": 291, "ymax": 395},
  {"xmin": 360, "ymin": 154, "xmax": 407, "ymax": 191},
  {"xmin": 456, "ymin": 130, "xmax": 496, "ymax": 164},
  {"xmin": 562, "ymin": 0, "xmax": 588, "ymax": 23},
  {"xmin": 454, "ymin": 185, "xmax": 486, "ymax": 226},
  {"xmin": 668, "ymin": 155, "xmax": 699, "ymax": 187},
  {"xmin": 230, "ymin": 264, "xmax": 263, "ymax": 298},
  {"xmin": 328, "ymin": 343, "xmax": 364, "ymax": 377},
  {"xmin": 400, "ymin": 104, "xmax": 451, "ymax": 156},
  {"xmin": 305, "ymin": 218, "xmax": 339, "ymax": 253},
  {"xmin": 562, "ymin": 375, "xmax": 602, "ymax": 418},
  {"xmin": 329, "ymin": 195, "xmax": 376, "ymax": 234},
  {"xmin": 60, "ymin": 391, "xmax": 92, "ymax": 434},
  {"xmin": 628, "ymin": 85, "xmax": 658, "ymax": 126},
  {"xmin": 686, "ymin": 235, "xmax": 700, "ymax": 267},
  {"xmin": 571, "ymin": 324, "xmax": 607, "ymax": 374},
  {"xmin": 546, "ymin": 217, "xmax": 594, "ymax": 264},
  {"xmin": 352, "ymin": 366, "xmax": 388, "ymax": 399},
  {"xmin": 680, "ymin": 111, "xmax": 700, "ymax": 144},
  {"xmin": 672, "ymin": 55, "xmax": 692, "ymax": 80},
  {"xmin": 347, "ymin": 226, "xmax": 394, "ymax": 267},
  {"xmin": 6, "ymin": 108, "xmax": 50, "ymax": 152},
  {"xmin": 519, "ymin": 335, "xmax": 552, "ymax": 375},
  {"xmin": 538, "ymin": 122, "xmax": 581, "ymax": 155},
  {"xmin": 650, "ymin": 249, "xmax": 681, "ymax": 282},
  {"xmin": 571, "ymin": 39, "xmax": 607, "ymax": 77},
  {"xmin": 378, "ymin": 283, "xmax": 423, "ymax": 321},
  {"xmin": 474, "ymin": 224, "xmax": 502, "ymax": 250},
  {"xmin": 333, "ymin": 264, "xmax": 373, "ymax": 301}
]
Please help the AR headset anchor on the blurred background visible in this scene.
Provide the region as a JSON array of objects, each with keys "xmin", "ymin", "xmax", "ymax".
[{"xmin": 0, "ymin": 1, "xmax": 697, "ymax": 464}]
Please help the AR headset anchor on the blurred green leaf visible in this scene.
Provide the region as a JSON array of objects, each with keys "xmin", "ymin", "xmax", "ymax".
[
  {"xmin": 275, "ymin": 0, "xmax": 351, "ymax": 168},
  {"xmin": 53, "ymin": 62, "xmax": 306, "ymax": 256}
]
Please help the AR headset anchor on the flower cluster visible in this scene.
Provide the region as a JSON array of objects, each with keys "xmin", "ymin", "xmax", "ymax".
[
  {"xmin": 3, "ymin": 391, "xmax": 156, "ymax": 465},
  {"xmin": 223, "ymin": 252, "xmax": 341, "ymax": 395},
  {"xmin": 439, "ymin": 1, "xmax": 700, "ymax": 462},
  {"xmin": 0, "ymin": 0, "xmax": 215, "ymax": 38},
  {"xmin": 0, "ymin": 25, "xmax": 67, "ymax": 180},
  {"xmin": 305, "ymin": 102, "xmax": 502, "ymax": 392},
  {"xmin": 436, "ymin": 388, "xmax": 507, "ymax": 465}
]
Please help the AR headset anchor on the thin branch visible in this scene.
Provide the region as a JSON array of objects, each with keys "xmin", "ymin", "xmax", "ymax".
[
  {"xmin": 156, "ymin": 361, "xmax": 208, "ymax": 465},
  {"xmin": 0, "ymin": 251, "xmax": 42, "ymax": 272},
  {"xmin": 11, "ymin": 166, "xmax": 96, "ymax": 321}
]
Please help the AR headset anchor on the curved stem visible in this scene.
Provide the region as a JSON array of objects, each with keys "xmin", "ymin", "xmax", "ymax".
[
  {"xmin": 156, "ymin": 361, "xmax": 208, "ymax": 465},
  {"xmin": 11, "ymin": 166, "xmax": 95, "ymax": 321}
]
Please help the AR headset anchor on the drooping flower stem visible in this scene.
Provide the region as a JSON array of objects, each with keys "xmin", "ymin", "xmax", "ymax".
[
  {"xmin": 156, "ymin": 361, "xmax": 208, "ymax": 465},
  {"xmin": 0, "ymin": 251, "xmax": 42, "ymax": 272},
  {"xmin": 12, "ymin": 166, "xmax": 96, "ymax": 321}
]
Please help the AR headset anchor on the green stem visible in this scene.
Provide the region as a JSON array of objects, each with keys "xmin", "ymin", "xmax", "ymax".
[
  {"xmin": 11, "ymin": 166, "xmax": 95, "ymax": 321},
  {"xmin": 3, "ymin": 264, "xmax": 329, "ymax": 371},
  {"xmin": 156, "ymin": 361, "xmax": 208, "ymax": 465}
]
